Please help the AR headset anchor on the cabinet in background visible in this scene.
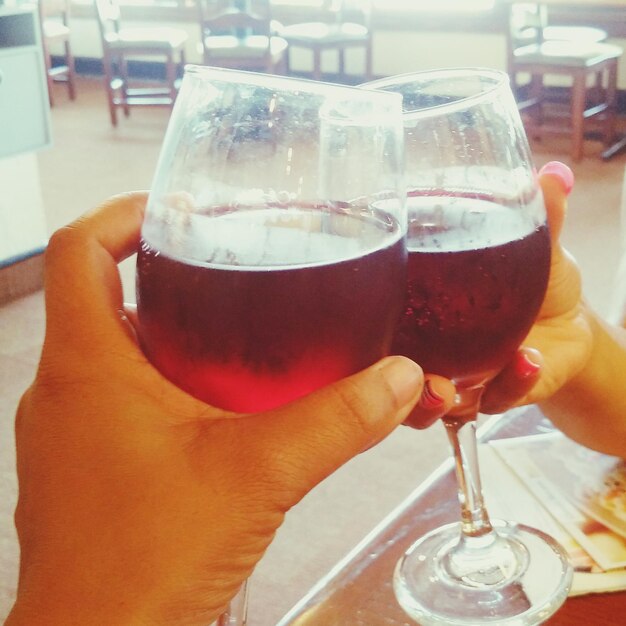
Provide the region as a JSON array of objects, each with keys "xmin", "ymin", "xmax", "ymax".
[
  {"xmin": 0, "ymin": 3, "xmax": 51, "ymax": 303},
  {"xmin": 0, "ymin": 3, "xmax": 51, "ymax": 158}
]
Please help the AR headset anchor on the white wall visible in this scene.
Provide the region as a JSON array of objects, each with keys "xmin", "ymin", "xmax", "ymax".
[{"xmin": 372, "ymin": 31, "xmax": 507, "ymax": 76}]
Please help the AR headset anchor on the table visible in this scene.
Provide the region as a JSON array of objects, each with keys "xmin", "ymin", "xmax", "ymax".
[{"xmin": 277, "ymin": 406, "xmax": 626, "ymax": 625}]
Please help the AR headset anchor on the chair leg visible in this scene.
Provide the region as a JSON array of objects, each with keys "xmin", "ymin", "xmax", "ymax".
[
  {"xmin": 588, "ymin": 68, "xmax": 602, "ymax": 108},
  {"xmin": 278, "ymin": 53, "xmax": 288, "ymax": 76},
  {"xmin": 102, "ymin": 54, "xmax": 117, "ymax": 127},
  {"xmin": 312, "ymin": 48, "xmax": 322, "ymax": 81},
  {"xmin": 180, "ymin": 49, "xmax": 187, "ymax": 79},
  {"xmin": 285, "ymin": 48, "xmax": 292, "ymax": 75},
  {"xmin": 528, "ymin": 73, "xmax": 544, "ymax": 134},
  {"xmin": 270, "ymin": 54, "xmax": 284, "ymax": 76},
  {"xmin": 364, "ymin": 42, "xmax": 373, "ymax": 82},
  {"xmin": 166, "ymin": 51, "xmax": 177, "ymax": 103},
  {"xmin": 175, "ymin": 49, "xmax": 186, "ymax": 91},
  {"xmin": 338, "ymin": 48, "xmax": 345, "ymax": 79},
  {"xmin": 65, "ymin": 40, "xmax": 77, "ymax": 100},
  {"xmin": 119, "ymin": 55, "xmax": 130, "ymax": 118},
  {"xmin": 604, "ymin": 60, "xmax": 618, "ymax": 147},
  {"xmin": 571, "ymin": 72, "xmax": 586, "ymax": 162},
  {"xmin": 43, "ymin": 46, "xmax": 55, "ymax": 107}
]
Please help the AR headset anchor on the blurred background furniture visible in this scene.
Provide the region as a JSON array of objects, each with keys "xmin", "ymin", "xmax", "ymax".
[
  {"xmin": 279, "ymin": 0, "xmax": 372, "ymax": 82},
  {"xmin": 38, "ymin": 0, "xmax": 76, "ymax": 106},
  {"xmin": 0, "ymin": 3, "xmax": 51, "ymax": 159},
  {"xmin": 507, "ymin": 2, "xmax": 623, "ymax": 161},
  {"xmin": 0, "ymin": 3, "xmax": 51, "ymax": 302},
  {"xmin": 196, "ymin": 0, "xmax": 288, "ymax": 74},
  {"xmin": 94, "ymin": 0, "xmax": 188, "ymax": 127},
  {"xmin": 512, "ymin": 2, "xmax": 608, "ymax": 45}
]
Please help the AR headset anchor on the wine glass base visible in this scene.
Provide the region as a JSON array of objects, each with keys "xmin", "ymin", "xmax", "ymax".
[{"xmin": 394, "ymin": 520, "xmax": 573, "ymax": 626}]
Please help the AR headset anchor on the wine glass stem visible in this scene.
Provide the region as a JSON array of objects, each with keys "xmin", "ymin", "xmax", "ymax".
[
  {"xmin": 216, "ymin": 579, "xmax": 249, "ymax": 626},
  {"xmin": 444, "ymin": 413, "xmax": 493, "ymax": 539}
]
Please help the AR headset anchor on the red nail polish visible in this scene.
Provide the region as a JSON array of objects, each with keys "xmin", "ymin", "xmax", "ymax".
[
  {"xmin": 419, "ymin": 380, "xmax": 444, "ymax": 409},
  {"xmin": 515, "ymin": 352, "xmax": 541, "ymax": 379},
  {"xmin": 539, "ymin": 161, "xmax": 574, "ymax": 195}
]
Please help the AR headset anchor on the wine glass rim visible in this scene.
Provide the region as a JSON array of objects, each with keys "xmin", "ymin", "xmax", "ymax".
[
  {"xmin": 182, "ymin": 64, "xmax": 401, "ymax": 105},
  {"xmin": 361, "ymin": 67, "xmax": 511, "ymax": 120}
]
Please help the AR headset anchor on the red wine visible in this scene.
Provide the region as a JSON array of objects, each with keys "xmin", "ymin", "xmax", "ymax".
[
  {"xmin": 392, "ymin": 195, "xmax": 550, "ymax": 386},
  {"xmin": 136, "ymin": 205, "xmax": 405, "ymax": 412}
]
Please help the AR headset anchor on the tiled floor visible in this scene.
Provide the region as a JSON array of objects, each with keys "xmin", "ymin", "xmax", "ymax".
[{"xmin": 1, "ymin": 76, "xmax": 625, "ymax": 624}]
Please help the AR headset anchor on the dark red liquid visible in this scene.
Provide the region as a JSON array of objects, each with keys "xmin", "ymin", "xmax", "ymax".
[
  {"xmin": 392, "ymin": 196, "xmax": 551, "ymax": 386},
  {"xmin": 136, "ymin": 206, "xmax": 405, "ymax": 412}
]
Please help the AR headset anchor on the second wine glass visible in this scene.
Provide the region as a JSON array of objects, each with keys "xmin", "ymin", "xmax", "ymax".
[{"xmin": 364, "ymin": 68, "xmax": 573, "ymax": 625}]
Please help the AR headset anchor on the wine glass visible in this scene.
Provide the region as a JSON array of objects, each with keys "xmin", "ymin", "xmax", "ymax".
[
  {"xmin": 135, "ymin": 66, "xmax": 405, "ymax": 625},
  {"xmin": 364, "ymin": 68, "xmax": 573, "ymax": 625}
]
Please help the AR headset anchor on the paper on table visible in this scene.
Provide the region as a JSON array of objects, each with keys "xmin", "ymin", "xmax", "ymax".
[
  {"xmin": 479, "ymin": 437, "xmax": 626, "ymax": 596},
  {"xmin": 490, "ymin": 434, "xmax": 626, "ymax": 568}
]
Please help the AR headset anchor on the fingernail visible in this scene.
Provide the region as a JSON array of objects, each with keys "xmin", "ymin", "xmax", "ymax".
[
  {"xmin": 374, "ymin": 356, "xmax": 422, "ymax": 410},
  {"xmin": 539, "ymin": 161, "xmax": 574, "ymax": 196},
  {"xmin": 419, "ymin": 379, "xmax": 445, "ymax": 410},
  {"xmin": 514, "ymin": 351, "xmax": 541, "ymax": 379}
]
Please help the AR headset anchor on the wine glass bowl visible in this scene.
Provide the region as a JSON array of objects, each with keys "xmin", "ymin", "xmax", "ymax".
[
  {"xmin": 364, "ymin": 68, "xmax": 573, "ymax": 625},
  {"xmin": 136, "ymin": 66, "xmax": 406, "ymax": 414}
]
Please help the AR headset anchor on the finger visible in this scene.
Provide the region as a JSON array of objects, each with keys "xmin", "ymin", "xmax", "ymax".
[
  {"xmin": 119, "ymin": 304, "xmax": 139, "ymax": 344},
  {"xmin": 44, "ymin": 193, "xmax": 147, "ymax": 345},
  {"xmin": 123, "ymin": 303, "xmax": 139, "ymax": 330},
  {"xmin": 538, "ymin": 161, "xmax": 573, "ymax": 245},
  {"xmin": 403, "ymin": 375, "xmax": 456, "ymax": 429},
  {"xmin": 242, "ymin": 356, "xmax": 424, "ymax": 506},
  {"xmin": 480, "ymin": 348, "xmax": 542, "ymax": 414}
]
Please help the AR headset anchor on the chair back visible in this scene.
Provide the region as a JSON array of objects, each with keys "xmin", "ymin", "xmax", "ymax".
[
  {"xmin": 321, "ymin": 0, "xmax": 371, "ymax": 27},
  {"xmin": 509, "ymin": 3, "xmax": 548, "ymax": 50},
  {"xmin": 39, "ymin": 0, "xmax": 71, "ymax": 21},
  {"xmin": 197, "ymin": 0, "xmax": 273, "ymax": 39},
  {"xmin": 94, "ymin": 0, "xmax": 122, "ymax": 42},
  {"xmin": 339, "ymin": 0, "xmax": 371, "ymax": 26},
  {"xmin": 506, "ymin": 2, "xmax": 548, "ymax": 77}
]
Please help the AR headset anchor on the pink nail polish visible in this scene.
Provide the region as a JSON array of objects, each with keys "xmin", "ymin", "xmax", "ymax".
[
  {"xmin": 539, "ymin": 161, "xmax": 574, "ymax": 196},
  {"xmin": 419, "ymin": 380, "xmax": 444, "ymax": 410},
  {"xmin": 514, "ymin": 352, "xmax": 541, "ymax": 379}
]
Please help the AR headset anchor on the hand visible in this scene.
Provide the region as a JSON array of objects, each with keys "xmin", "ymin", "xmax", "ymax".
[
  {"xmin": 480, "ymin": 162, "xmax": 593, "ymax": 413},
  {"xmin": 7, "ymin": 193, "xmax": 443, "ymax": 626}
]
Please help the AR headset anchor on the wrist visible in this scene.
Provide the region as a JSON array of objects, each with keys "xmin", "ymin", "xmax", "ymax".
[
  {"xmin": 541, "ymin": 300, "xmax": 626, "ymax": 456},
  {"xmin": 564, "ymin": 300, "xmax": 613, "ymax": 388}
]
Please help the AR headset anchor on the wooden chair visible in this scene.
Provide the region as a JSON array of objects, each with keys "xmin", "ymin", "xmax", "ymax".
[
  {"xmin": 279, "ymin": 0, "xmax": 372, "ymax": 82},
  {"xmin": 507, "ymin": 3, "xmax": 622, "ymax": 161},
  {"xmin": 38, "ymin": 0, "xmax": 76, "ymax": 106},
  {"xmin": 196, "ymin": 0, "xmax": 288, "ymax": 74},
  {"xmin": 513, "ymin": 3, "xmax": 607, "ymax": 45},
  {"xmin": 94, "ymin": 0, "xmax": 188, "ymax": 127}
]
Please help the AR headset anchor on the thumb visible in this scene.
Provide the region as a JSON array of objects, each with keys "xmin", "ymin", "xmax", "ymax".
[{"xmin": 245, "ymin": 356, "xmax": 423, "ymax": 507}]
